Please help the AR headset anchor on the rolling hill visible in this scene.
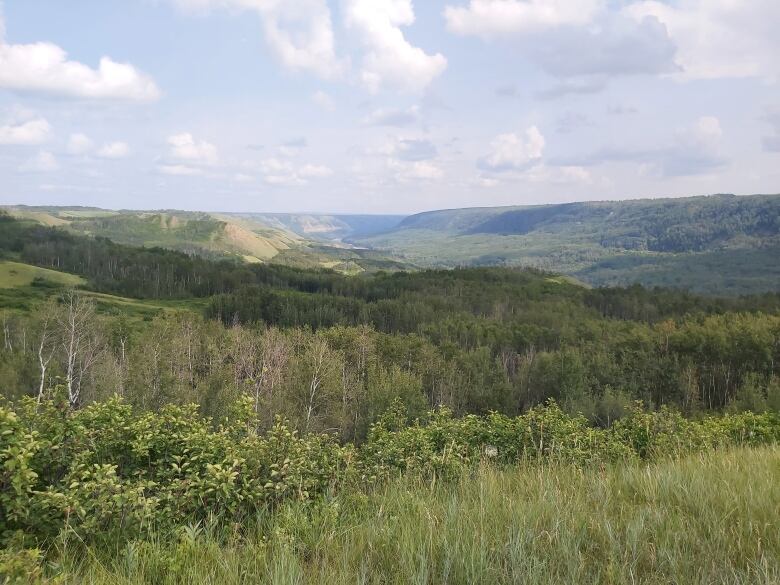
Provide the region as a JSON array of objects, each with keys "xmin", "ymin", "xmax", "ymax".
[
  {"xmin": 2, "ymin": 207, "xmax": 300, "ymax": 262},
  {"xmin": 1, "ymin": 206, "xmax": 408, "ymax": 274},
  {"xmin": 352, "ymin": 194, "xmax": 780, "ymax": 295}
]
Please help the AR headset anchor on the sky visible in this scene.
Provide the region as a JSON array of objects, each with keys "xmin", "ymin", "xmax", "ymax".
[{"xmin": 0, "ymin": 0, "xmax": 778, "ymax": 214}]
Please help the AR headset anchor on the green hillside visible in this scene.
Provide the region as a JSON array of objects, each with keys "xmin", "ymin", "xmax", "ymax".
[
  {"xmin": 2, "ymin": 207, "xmax": 301, "ymax": 262},
  {"xmin": 1, "ymin": 206, "xmax": 407, "ymax": 274},
  {"xmin": 354, "ymin": 194, "xmax": 780, "ymax": 295},
  {"xmin": 0, "ymin": 261, "xmax": 85, "ymax": 289}
]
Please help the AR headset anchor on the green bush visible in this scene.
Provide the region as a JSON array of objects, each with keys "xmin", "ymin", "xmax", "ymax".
[{"xmin": 1, "ymin": 396, "xmax": 778, "ymax": 554}]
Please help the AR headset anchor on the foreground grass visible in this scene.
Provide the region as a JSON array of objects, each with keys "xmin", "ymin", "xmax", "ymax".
[{"xmin": 54, "ymin": 446, "xmax": 779, "ymax": 584}]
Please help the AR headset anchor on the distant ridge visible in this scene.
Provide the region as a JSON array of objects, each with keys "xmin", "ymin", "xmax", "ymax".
[{"xmin": 353, "ymin": 193, "xmax": 780, "ymax": 295}]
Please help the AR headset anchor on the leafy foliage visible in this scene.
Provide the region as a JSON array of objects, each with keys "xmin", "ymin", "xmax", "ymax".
[{"xmin": 2, "ymin": 395, "xmax": 778, "ymax": 552}]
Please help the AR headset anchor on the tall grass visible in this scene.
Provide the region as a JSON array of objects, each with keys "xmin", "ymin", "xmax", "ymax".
[{"xmin": 55, "ymin": 446, "xmax": 779, "ymax": 584}]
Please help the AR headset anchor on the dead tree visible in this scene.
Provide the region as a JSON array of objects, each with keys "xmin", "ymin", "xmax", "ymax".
[
  {"xmin": 36, "ymin": 305, "xmax": 57, "ymax": 403},
  {"xmin": 57, "ymin": 291, "xmax": 102, "ymax": 408}
]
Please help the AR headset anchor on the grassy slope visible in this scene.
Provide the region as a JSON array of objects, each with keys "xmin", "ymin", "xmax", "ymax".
[
  {"xmin": 66, "ymin": 212, "xmax": 299, "ymax": 262},
  {"xmin": 0, "ymin": 260, "xmax": 201, "ymax": 320},
  {"xmin": 1, "ymin": 207, "xmax": 305, "ymax": 261},
  {"xmin": 2, "ymin": 206, "xmax": 410, "ymax": 273},
  {"xmin": 59, "ymin": 446, "xmax": 779, "ymax": 584},
  {"xmin": 0, "ymin": 261, "xmax": 85, "ymax": 288}
]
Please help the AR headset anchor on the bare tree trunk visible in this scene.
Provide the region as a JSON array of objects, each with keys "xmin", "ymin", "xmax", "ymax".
[
  {"xmin": 118, "ymin": 335, "xmax": 128, "ymax": 396},
  {"xmin": 57, "ymin": 291, "xmax": 100, "ymax": 408},
  {"xmin": 37, "ymin": 313, "xmax": 54, "ymax": 404},
  {"xmin": 305, "ymin": 339, "xmax": 327, "ymax": 433},
  {"xmin": 2, "ymin": 313, "xmax": 12, "ymax": 352},
  {"xmin": 65, "ymin": 298, "xmax": 79, "ymax": 405}
]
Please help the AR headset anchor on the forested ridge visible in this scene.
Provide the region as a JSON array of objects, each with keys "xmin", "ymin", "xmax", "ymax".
[
  {"xmin": 354, "ymin": 193, "xmax": 780, "ymax": 295},
  {"xmin": 465, "ymin": 194, "xmax": 780, "ymax": 252}
]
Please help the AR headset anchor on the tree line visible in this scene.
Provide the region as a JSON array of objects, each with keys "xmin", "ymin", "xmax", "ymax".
[{"xmin": 2, "ymin": 294, "xmax": 779, "ymax": 441}]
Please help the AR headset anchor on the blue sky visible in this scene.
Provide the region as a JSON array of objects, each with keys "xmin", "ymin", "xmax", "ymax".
[{"xmin": 0, "ymin": 0, "xmax": 778, "ymax": 214}]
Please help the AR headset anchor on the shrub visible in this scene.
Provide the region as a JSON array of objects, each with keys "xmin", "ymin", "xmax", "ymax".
[{"xmin": 1, "ymin": 396, "xmax": 778, "ymax": 552}]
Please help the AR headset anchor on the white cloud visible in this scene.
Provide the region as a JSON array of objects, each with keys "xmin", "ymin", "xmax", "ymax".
[
  {"xmin": 383, "ymin": 137, "xmax": 437, "ymax": 161},
  {"xmin": 259, "ymin": 157, "xmax": 332, "ymax": 185},
  {"xmin": 66, "ymin": 133, "xmax": 93, "ymax": 155},
  {"xmin": 553, "ymin": 116, "xmax": 727, "ymax": 177},
  {"xmin": 525, "ymin": 164, "xmax": 592, "ymax": 184},
  {"xmin": 0, "ymin": 20, "xmax": 159, "ymax": 101},
  {"xmin": 533, "ymin": 13, "xmax": 677, "ymax": 78},
  {"xmin": 479, "ymin": 126, "xmax": 545, "ymax": 172},
  {"xmin": 607, "ymin": 104, "xmax": 639, "ymax": 116},
  {"xmin": 445, "ymin": 0, "xmax": 602, "ymax": 37},
  {"xmin": 555, "ymin": 111, "xmax": 592, "ymax": 134},
  {"xmin": 96, "ymin": 141, "xmax": 130, "ymax": 159},
  {"xmin": 388, "ymin": 158, "xmax": 443, "ymax": 181},
  {"xmin": 534, "ymin": 76, "xmax": 607, "ymax": 100},
  {"xmin": 446, "ymin": 1, "xmax": 780, "ymax": 83},
  {"xmin": 168, "ymin": 132, "xmax": 218, "ymax": 165},
  {"xmin": 624, "ymin": 0, "xmax": 780, "ymax": 80},
  {"xmin": 312, "ymin": 90, "xmax": 335, "ymax": 111},
  {"xmin": 158, "ymin": 164, "xmax": 205, "ymax": 176},
  {"xmin": 474, "ymin": 175, "xmax": 500, "ymax": 188},
  {"xmin": 444, "ymin": 1, "xmax": 676, "ymax": 93},
  {"xmin": 690, "ymin": 116, "xmax": 722, "ymax": 142},
  {"xmin": 264, "ymin": 173, "xmax": 306, "ymax": 187},
  {"xmin": 259, "ymin": 157, "xmax": 294, "ymax": 175},
  {"xmin": 344, "ymin": 0, "xmax": 447, "ymax": 93},
  {"xmin": 299, "ymin": 164, "xmax": 333, "ymax": 178},
  {"xmin": 0, "ymin": 117, "xmax": 51, "ymax": 145},
  {"xmin": 474, "ymin": 126, "xmax": 591, "ymax": 184},
  {"xmin": 378, "ymin": 134, "xmax": 442, "ymax": 182},
  {"xmin": 276, "ymin": 137, "xmax": 307, "ymax": 157},
  {"xmin": 364, "ymin": 105, "xmax": 422, "ymax": 127},
  {"xmin": 20, "ymin": 150, "xmax": 59, "ymax": 173},
  {"xmin": 171, "ymin": 0, "xmax": 343, "ymax": 79}
]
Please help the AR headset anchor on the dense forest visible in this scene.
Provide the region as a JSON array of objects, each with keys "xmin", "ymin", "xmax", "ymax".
[{"xmin": 2, "ymin": 213, "xmax": 780, "ymax": 437}]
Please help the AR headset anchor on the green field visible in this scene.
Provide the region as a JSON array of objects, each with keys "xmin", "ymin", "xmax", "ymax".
[
  {"xmin": 47, "ymin": 447, "xmax": 780, "ymax": 584},
  {"xmin": 0, "ymin": 261, "xmax": 85, "ymax": 289}
]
